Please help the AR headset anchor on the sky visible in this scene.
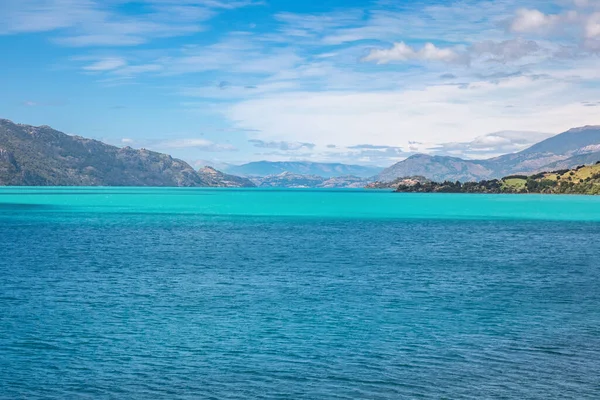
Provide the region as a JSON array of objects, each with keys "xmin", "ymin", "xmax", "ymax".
[{"xmin": 1, "ymin": 0, "xmax": 600, "ymax": 168}]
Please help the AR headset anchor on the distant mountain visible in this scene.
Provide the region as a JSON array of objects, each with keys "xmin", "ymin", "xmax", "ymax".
[
  {"xmin": 488, "ymin": 126, "xmax": 600, "ymax": 175},
  {"xmin": 198, "ymin": 166, "xmax": 255, "ymax": 188},
  {"xmin": 377, "ymin": 154, "xmax": 495, "ymax": 182},
  {"xmin": 318, "ymin": 175, "xmax": 371, "ymax": 188},
  {"xmin": 538, "ymin": 151, "xmax": 600, "ymax": 171},
  {"xmin": 193, "ymin": 159, "xmax": 233, "ymax": 172},
  {"xmin": 251, "ymin": 172, "xmax": 370, "ymax": 188},
  {"xmin": 0, "ymin": 118, "xmax": 252, "ymax": 187},
  {"xmin": 521, "ymin": 126, "xmax": 600, "ymax": 155},
  {"xmin": 227, "ymin": 161, "xmax": 381, "ymax": 178},
  {"xmin": 378, "ymin": 126, "xmax": 600, "ymax": 182},
  {"xmin": 252, "ymin": 172, "xmax": 325, "ymax": 188}
]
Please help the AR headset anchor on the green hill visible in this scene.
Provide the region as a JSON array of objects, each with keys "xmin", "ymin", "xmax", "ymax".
[{"xmin": 392, "ymin": 162, "xmax": 600, "ymax": 195}]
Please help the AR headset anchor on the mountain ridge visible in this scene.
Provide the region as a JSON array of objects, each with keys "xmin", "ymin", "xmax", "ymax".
[
  {"xmin": 226, "ymin": 161, "xmax": 381, "ymax": 178},
  {"xmin": 377, "ymin": 125, "xmax": 600, "ymax": 182},
  {"xmin": 250, "ymin": 172, "xmax": 370, "ymax": 188},
  {"xmin": 0, "ymin": 119, "xmax": 253, "ymax": 187},
  {"xmin": 3, "ymin": 118, "xmax": 600, "ymax": 188}
]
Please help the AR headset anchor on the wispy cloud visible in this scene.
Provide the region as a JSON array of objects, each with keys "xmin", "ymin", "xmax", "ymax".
[
  {"xmin": 506, "ymin": 4, "xmax": 600, "ymax": 52},
  {"xmin": 348, "ymin": 144, "xmax": 404, "ymax": 150},
  {"xmin": 363, "ymin": 38, "xmax": 544, "ymax": 66},
  {"xmin": 509, "ymin": 9, "xmax": 563, "ymax": 34},
  {"xmin": 5, "ymin": 0, "xmax": 600, "ymax": 166},
  {"xmin": 249, "ymin": 139, "xmax": 316, "ymax": 151},
  {"xmin": 0, "ymin": 0, "xmax": 260, "ymax": 47},
  {"xmin": 22, "ymin": 99, "xmax": 67, "ymax": 107},
  {"xmin": 157, "ymin": 138, "xmax": 238, "ymax": 152},
  {"xmin": 83, "ymin": 57, "xmax": 127, "ymax": 71},
  {"xmin": 226, "ymin": 73, "xmax": 600, "ymax": 156},
  {"xmin": 363, "ymin": 42, "xmax": 468, "ymax": 65},
  {"xmin": 431, "ymin": 130, "xmax": 555, "ymax": 158}
]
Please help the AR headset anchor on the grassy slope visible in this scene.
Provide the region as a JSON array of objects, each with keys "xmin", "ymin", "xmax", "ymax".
[
  {"xmin": 502, "ymin": 178, "xmax": 527, "ymax": 191},
  {"xmin": 545, "ymin": 163, "xmax": 600, "ymax": 181},
  {"xmin": 502, "ymin": 163, "xmax": 600, "ymax": 194},
  {"xmin": 393, "ymin": 162, "xmax": 600, "ymax": 194}
]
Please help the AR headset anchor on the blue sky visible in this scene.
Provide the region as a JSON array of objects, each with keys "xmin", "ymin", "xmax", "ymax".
[{"xmin": 1, "ymin": 0, "xmax": 600, "ymax": 167}]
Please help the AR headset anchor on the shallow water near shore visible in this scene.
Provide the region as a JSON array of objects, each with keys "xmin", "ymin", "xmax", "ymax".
[{"xmin": 1, "ymin": 188, "xmax": 599, "ymax": 398}]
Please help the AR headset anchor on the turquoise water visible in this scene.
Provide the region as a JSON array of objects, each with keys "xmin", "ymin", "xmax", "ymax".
[
  {"xmin": 2, "ymin": 187, "xmax": 600, "ymax": 221},
  {"xmin": 1, "ymin": 188, "xmax": 600, "ymax": 398}
]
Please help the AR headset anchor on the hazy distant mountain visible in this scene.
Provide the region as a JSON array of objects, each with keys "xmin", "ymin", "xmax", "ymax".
[
  {"xmin": 227, "ymin": 161, "xmax": 381, "ymax": 178},
  {"xmin": 318, "ymin": 175, "xmax": 371, "ymax": 188},
  {"xmin": 377, "ymin": 154, "xmax": 495, "ymax": 182},
  {"xmin": 193, "ymin": 159, "xmax": 233, "ymax": 172},
  {"xmin": 0, "ymin": 118, "xmax": 251, "ymax": 187},
  {"xmin": 488, "ymin": 126, "xmax": 600, "ymax": 175},
  {"xmin": 252, "ymin": 172, "xmax": 326, "ymax": 188},
  {"xmin": 4, "ymin": 117, "xmax": 600, "ymax": 188},
  {"xmin": 521, "ymin": 126, "xmax": 600, "ymax": 155},
  {"xmin": 198, "ymin": 166, "xmax": 255, "ymax": 188},
  {"xmin": 378, "ymin": 126, "xmax": 600, "ymax": 182},
  {"xmin": 251, "ymin": 172, "xmax": 370, "ymax": 188},
  {"xmin": 538, "ymin": 151, "xmax": 600, "ymax": 171}
]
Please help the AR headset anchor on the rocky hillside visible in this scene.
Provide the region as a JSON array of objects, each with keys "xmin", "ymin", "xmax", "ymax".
[
  {"xmin": 376, "ymin": 154, "xmax": 494, "ymax": 182},
  {"xmin": 0, "ymin": 118, "xmax": 251, "ymax": 187},
  {"xmin": 378, "ymin": 126, "xmax": 600, "ymax": 182},
  {"xmin": 198, "ymin": 166, "xmax": 255, "ymax": 188},
  {"xmin": 538, "ymin": 151, "xmax": 600, "ymax": 171}
]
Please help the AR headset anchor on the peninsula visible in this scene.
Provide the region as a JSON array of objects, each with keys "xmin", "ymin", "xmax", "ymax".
[{"xmin": 369, "ymin": 163, "xmax": 600, "ymax": 195}]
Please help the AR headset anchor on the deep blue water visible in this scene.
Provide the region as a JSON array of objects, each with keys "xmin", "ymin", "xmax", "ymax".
[{"xmin": 1, "ymin": 188, "xmax": 600, "ymax": 399}]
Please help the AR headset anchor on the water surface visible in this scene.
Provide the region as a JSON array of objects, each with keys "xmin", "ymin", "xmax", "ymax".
[{"xmin": 1, "ymin": 188, "xmax": 599, "ymax": 399}]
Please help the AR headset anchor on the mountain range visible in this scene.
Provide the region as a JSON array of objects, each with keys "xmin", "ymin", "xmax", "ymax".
[
  {"xmin": 250, "ymin": 172, "xmax": 371, "ymax": 188},
  {"xmin": 0, "ymin": 119, "xmax": 254, "ymax": 187},
  {"xmin": 225, "ymin": 161, "xmax": 381, "ymax": 178},
  {"xmin": 377, "ymin": 126, "xmax": 600, "ymax": 182},
  {"xmin": 2, "ymin": 118, "xmax": 600, "ymax": 188}
]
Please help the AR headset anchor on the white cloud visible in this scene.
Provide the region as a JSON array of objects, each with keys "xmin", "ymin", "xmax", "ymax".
[
  {"xmin": 0, "ymin": 0, "xmax": 258, "ymax": 47},
  {"xmin": 225, "ymin": 74, "xmax": 600, "ymax": 158},
  {"xmin": 143, "ymin": 37, "xmax": 303, "ymax": 77},
  {"xmin": 248, "ymin": 139, "xmax": 316, "ymax": 151},
  {"xmin": 273, "ymin": 10, "xmax": 365, "ymax": 39},
  {"xmin": 504, "ymin": 7, "xmax": 600, "ymax": 54},
  {"xmin": 586, "ymin": 12, "xmax": 600, "ymax": 38},
  {"xmin": 471, "ymin": 38, "xmax": 542, "ymax": 63},
  {"xmin": 507, "ymin": 7, "xmax": 600, "ymax": 45},
  {"xmin": 319, "ymin": 1, "xmax": 518, "ymax": 45},
  {"xmin": 83, "ymin": 57, "xmax": 127, "ymax": 71},
  {"xmin": 162, "ymin": 0, "xmax": 264, "ymax": 9},
  {"xmin": 21, "ymin": 99, "xmax": 66, "ymax": 107},
  {"xmin": 362, "ymin": 42, "xmax": 467, "ymax": 64},
  {"xmin": 432, "ymin": 130, "xmax": 555, "ymax": 158},
  {"xmin": 114, "ymin": 64, "xmax": 164, "ymax": 76},
  {"xmin": 157, "ymin": 138, "xmax": 238, "ymax": 152},
  {"xmin": 363, "ymin": 38, "xmax": 543, "ymax": 66},
  {"xmin": 509, "ymin": 9, "xmax": 561, "ymax": 33},
  {"xmin": 0, "ymin": 0, "xmax": 96, "ymax": 35},
  {"xmin": 54, "ymin": 20, "xmax": 202, "ymax": 47},
  {"xmin": 5, "ymin": 0, "xmax": 600, "ymax": 166}
]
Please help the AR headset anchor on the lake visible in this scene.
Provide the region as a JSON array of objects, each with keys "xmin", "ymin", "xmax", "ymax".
[{"xmin": 1, "ymin": 188, "xmax": 599, "ymax": 399}]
